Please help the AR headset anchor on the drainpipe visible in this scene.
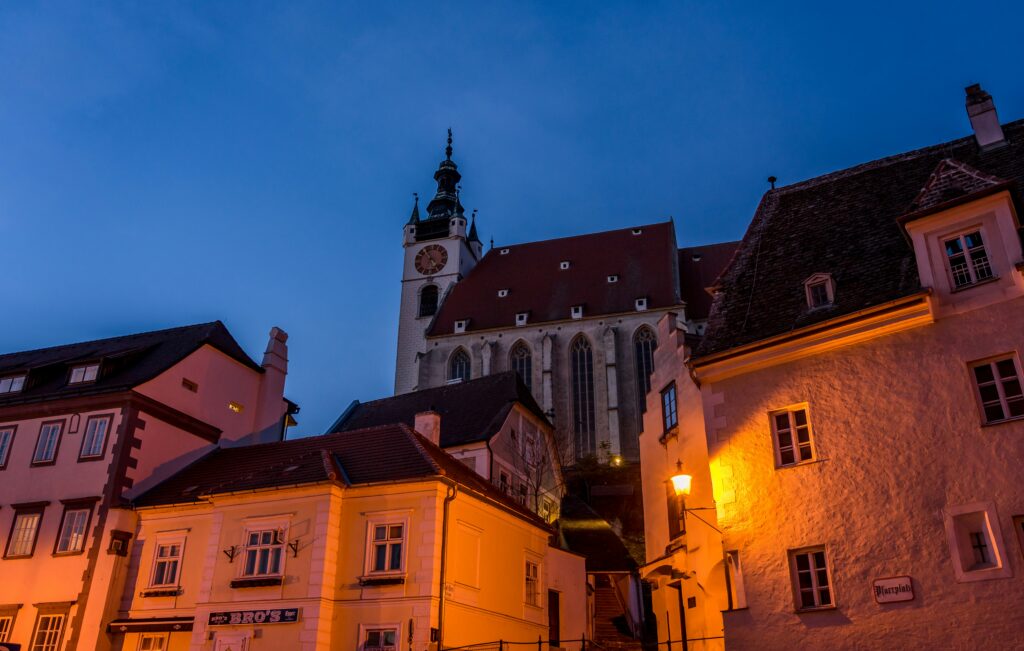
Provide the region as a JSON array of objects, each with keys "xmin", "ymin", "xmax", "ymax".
[{"xmin": 437, "ymin": 481, "xmax": 458, "ymax": 650}]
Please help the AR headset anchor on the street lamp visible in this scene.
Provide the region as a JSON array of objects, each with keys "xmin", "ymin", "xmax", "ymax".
[{"xmin": 670, "ymin": 460, "xmax": 692, "ymax": 497}]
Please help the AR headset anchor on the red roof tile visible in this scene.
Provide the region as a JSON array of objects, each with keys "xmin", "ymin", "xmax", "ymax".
[
  {"xmin": 428, "ymin": 222, "xmax": 681, "ymax": 335},
  {"xmin": 677, "ymin": 241, "xmax": 741, "ymax": 321}
]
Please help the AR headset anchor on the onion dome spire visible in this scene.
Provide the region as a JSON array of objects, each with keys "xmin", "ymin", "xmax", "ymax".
[{"xmin": 426, "ymin": 128, "xmax": 463, "ymax": 220}]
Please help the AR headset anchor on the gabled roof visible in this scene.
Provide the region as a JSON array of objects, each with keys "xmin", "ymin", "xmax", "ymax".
[
  {"xmin": 906, "ymin": 158, "xmax": 1008, "ymax": 218},
  {"xmin": 133, "ymin": 423, "xmax": 548, "ymax": 528},
  {"xmin": 428, "ymin": 222, "xmax": 682, "ymax": 335},
  {"xmin": 0, "ymin": 321, "xmax": 262, "ymax": 407},
  {"xmin": 677, "ymin": 241, "xmax": 741, "ymax": 321},
  {"xmin": 698, "ymin": 118, "xmax": 1024, "ymax": 359},
  {"xmin": 330, "ymin": 371, "xmax": 550, "ymax": 447}
]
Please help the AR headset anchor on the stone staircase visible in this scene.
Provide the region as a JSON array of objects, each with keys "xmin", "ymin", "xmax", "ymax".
[{"xmin": 592, "ymin": 579, "xmax": 643, "ymax": 650}]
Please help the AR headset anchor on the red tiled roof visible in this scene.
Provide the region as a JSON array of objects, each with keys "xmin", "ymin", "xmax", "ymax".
[
  {"xmin": 428, "ymin": 222, "xmax": 682, "ymax": 335},
  {"xmin": 133, "ymin": 423, "xmax": 548, "ymax": 528},
  {"xmin": 677, "ymin": 241, "xmax": 741, "ymax": 321}
]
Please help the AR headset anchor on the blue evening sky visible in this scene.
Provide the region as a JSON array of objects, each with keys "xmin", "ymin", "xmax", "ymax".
[{"xmin": 2, "ymin": 2, "xmax": 1022, "ymax": 436}]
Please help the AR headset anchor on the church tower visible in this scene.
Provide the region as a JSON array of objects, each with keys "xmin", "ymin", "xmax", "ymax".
[{"xmin": 394, "ymin": 130, "xmax": 483, "ymax": 394}]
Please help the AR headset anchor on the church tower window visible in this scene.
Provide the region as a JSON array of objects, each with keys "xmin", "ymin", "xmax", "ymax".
[
  {"xmin": 634, "ymin": 326, "xmax": 657, "ymax": 414},
  {"xmin": 570, "ymin": 336, "xmax": 596, "ymax": 458},
  {"xmin": 419, "ymin": 285, "xmax": 439, "ymax": 317},
  {"xmin": 448, "ymin": 348, "xmax": 471, "ymax": 383},
  {"xmin": 510, "ymin": 341, "xmax": 533, "ymax": 391}
]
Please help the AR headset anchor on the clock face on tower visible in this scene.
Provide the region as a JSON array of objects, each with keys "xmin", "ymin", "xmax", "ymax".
[{"xmin": 414, "ymin": 244, "xmax": 448, "ymax": 275}]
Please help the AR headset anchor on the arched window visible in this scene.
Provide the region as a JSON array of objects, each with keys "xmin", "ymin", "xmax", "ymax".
[
  {"xmin": 448, "ymin": 348, "xmax": 471, "ymax": 383},
  {"xmin": 569, "ymin": 336, "xmax": 596, "ymax": 458},
  {"xmin": 510, "ymin": 341, "xmax": 533, "ymax": 391},
  {"xmin": 419, "ymin": 285, "xmax": 439, "ymax": 317},
  {"xmin": 634, "ymin": 326, "xmax": 657, "ymax": 414}
]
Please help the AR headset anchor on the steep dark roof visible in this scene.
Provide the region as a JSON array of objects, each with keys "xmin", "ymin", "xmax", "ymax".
[
  {"xmin": 698, "ymin": 118, "xmax": 1024, "ymax": 358},
  {"xmin": 677, "ymin": 241, "xmax": 741, "ymax": 321},
  {"xmin": 133, "ymin": 423, "xmax": 548, "ymax": 527},
  {"xmin": 331, "ymin": 371, "xmax": 550, "ymax": 447},
  {"xmin": 0, "ymin": 321, "xmax": 262, "ymax": 407},
  {"xmin": 559, "ymin": 495, "xmax": 637, "ymax": 572},
  {"xmin": 428, "ymin": 222, "xmax": 681, "ymax": 335}
]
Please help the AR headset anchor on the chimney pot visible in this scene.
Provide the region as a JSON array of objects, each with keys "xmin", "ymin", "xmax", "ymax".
[
  {"xmin": 414, "ymin": 411, "xmax": 442, "ymax": 446},
  {"xmin": 965, "ymin": 84, "xmax": 1005, "ymax": 149}
]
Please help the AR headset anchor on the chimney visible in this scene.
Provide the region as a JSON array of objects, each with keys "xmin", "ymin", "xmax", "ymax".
[
  {"xmin": 965, "ymin": 84, "xmax": 1005, "ymax": 149},
  {"xmin": 252, "ymin": 327, "xmax": 289, "ymax": 441},
  {"xmin": 415, "ymin": 410, "xmax": 441, "ymax": 446}
]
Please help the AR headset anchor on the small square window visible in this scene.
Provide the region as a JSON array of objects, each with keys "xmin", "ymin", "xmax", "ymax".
[
  {"xmin": 500, "ymin": 248, "xmax": 510, "ymax": 255},
  {"xmin": 770, "ymin": 407, "xmax": 815, "ymax": 467},
  {"xmin": 635, "ymin": 297, "xmax": 648, "ymax": 312},
  {"xmin": 944, "ymin": 502, "xmax": 1011, "ymax": 582},
  {"xmin": 0, "ymin": 375, "xmax": 26, "ymax": 394},
  {"xmin": 789, "ymin": 547, "xmax": 834, "ymax": 610},
  {"xmin": 803, "ymin": 274, "xmax": 834, "ymax": 309},
  {"xmin": 515, "ymin": 312, "xmax": 529, "ymax": 327},
  {"xmin": 68, "ymin": 364, "xmax": 99, "ymax": 385},
  {"xmin": 227, "ymin": 401, "xmax": 244, "ymax": 414},
  {"xmin": 139, "ymin": 633, "xmax": 168, "ymax": 651},
  {"xmin": 181, "ymin": 378, "xmax": 198, "ymax": 392},
  {"xmin": 454, "ymin": 320, "xmax": 467, "ymax": 334},
  {"xmin": 944, "ymin": 230, "xmax": 994, "ymax": 289},
  {"xmin": 498, "ymin": 289, "xmax": 509, "ymax": 298},
  {"xmin": 971, "ymin": 355, "xmax": 1024, "ymax": 424},
  {"xmin": 570, "ymin": 305, "xmax": 583, "ymax": 319},
  {"xmin": 808, "ymin": 282, "xmax": 830, "ymax": 308},
  {"xmin": 607, "ymin": 275, "xmax": 619, "ymax": 283},
  {"xmin": 364, "ymin": 628, "xmax": 398, "ymax": 651},
  {"xmin": 631, "ymin": 228, "xmax": 643, "ymax": 235},
  {"xmin": 559, "ymin": 261, "xmax": 571, "ymax": 270}
]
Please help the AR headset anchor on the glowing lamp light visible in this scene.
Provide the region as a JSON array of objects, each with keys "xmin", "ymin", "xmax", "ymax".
[
  {"xmin": 610, "ymin": 454, "xmax": 624, "ymax": 467},
  {"xmin": 670, "ymin": 460, "xmax": 692, "ymax": 496}
]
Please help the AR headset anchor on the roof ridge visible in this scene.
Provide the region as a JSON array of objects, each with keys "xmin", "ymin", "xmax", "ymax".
[
  {"xmin": 489, "ymin": 220, "xmax": 672, "ymax": 252},
  {"xmin": 351, "ymin": 371, "xmax": 518, "ymax": 409},
  {"xmin": 0, "ymin": 321, "xmax": 223, "ymax": 360},
  {"xmin": 401, "ymin": 423, "xmax": 444, "ymax": 474}
]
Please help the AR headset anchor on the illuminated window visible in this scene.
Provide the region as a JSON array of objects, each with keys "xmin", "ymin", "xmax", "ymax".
[
  {"xmin": 770, "ymin": 407, "xmax": 814, "ymax": 467},
  {"xmin": 32, "ymin": 421, "xmax": 63, "ymax": 464},
  {"xmin": 55, "ymin": 506, "xmax": 91, "ymax": 554},
  {"xmin": 151, "ymin": 542, "xmax": 183, "ymax": 586},
  {"xmin": 789, "ymin": 548, "xmax": 834, "ymax": 610},
  {"xmin": 369, "ymin": 524, "xmax": 405, "ymax": 574},
  {"xmin": 525, "ymin": 559, "xmax": 540, "ymax": 606},
  {"xmin": 945, "ymin": 230, "xmax": 994, "ymax": 289},
  {"xmin": 30, "ymin": 611, "xmax": 66, "ymax": 651},
  {"xmin": 448, "ymin": 348, "xmax": 471, "ymax": 383},
  {"xmin": 510, "ymin": 341, "xmax": 532, "ymax": 391},
  {"xmin": 79, "ymin": 415, "xmax": 111, "ymax": 460},
  {"xmin": 660, "ymin": 383, "xmax": 678, "ymax": 434},
  {"xmin": 0, "ymin": 375, "xmax": 25, "ymax": 394},
  {"xmin": 139, "ymin": 634, "xmax": 168, "ymax": 651},
  {"xmin": 665, "ymin": 481, "xmax": 684, "ymax": 539},
  {"xmin": 634, "ymin": 327, "xmax": 656, "ymax": 414},
  {"xmin": 228, "ymin": 401, "xmax": 244, "ymax": 413},
  {"xmin": 68, "ymin": 363, "xmax": 99, "ymax": 384},
  {"xmin": 363, "ymin": 628, "xmax": 397, "ymax": 651},
  {"xmin": 569, "ymin": 336, "xmax": 596, "ymax": 458},
  {"xmin": 242, "ymin": 529, "xmax": 284, "ymax": 577},
  {"xmin": 418, "ymin": 284, "xmax": 439, "ymax": 317},
  {"xmin": 971, "ymin": 356, "xmax": 1023, "ymax": 424},
  {"xmin": 0, "ymin": 426, "xmax": 15, "ymax": 468}
]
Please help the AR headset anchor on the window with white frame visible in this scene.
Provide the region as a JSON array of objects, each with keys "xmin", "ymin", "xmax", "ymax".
[
  {"xmin": 0, "ymin": 614, "xmax": 14, "ymax": 642},
  {"xmin": 151, "ymin": 541, "xmax": 184, "ymax": 586},
  {"xmin": 369, "ymin": 524, "xmax": 405, "ymax": 574},
  {"xmin": 0, "ymin": 375, "xmax": 25, "ymax": 394},
  {"xmin": 0, "ymin": 426, "xmax": 15, "ymax": 468},
  {"xmin": 68, "ymin": 363, "xmax": 100, "ymax": 384},
  {"xmin": 971, "ymin": 356, "xmax": 1024, "ymax": 424},
  {"xmin": 79, "ymin": 415, "xmax": 111, "ymax": 460},
  {"xmin": 944, "ymin": 230, "xmax": 994, "ymax": 289},
  {"xmin": 770, "ymin": 407, "xmax": 814, "ymax": 467},
  {"xmin": 6, "ymin": 509, "xmax": 44, "ymax": 558},
  {"xmin": 55, "ymin": 506, "xmax": 91, "ymax": 554},
  {"xmin": 242, "ymin": 529, "xmax": 284, "ymax": 577},
  {"xmin": 789, "ymin": 548, "xmax": 833, "ymax": 610},
  {"xmin": 33, "ymin": 421, "xmax": 63, "ymax": 464},
  {"xmin": 363, "ymin": 628, "xmax": 398, "ymax": 651},
  {"xmin": 30, "ymin": 612, "xmax": 66, "ymax": 651},
  {"xmin": 138, "ymin": 633, "xmax": 168, "ymax": 651},
  {"xmin": 525, "ymin": 559, "xmax": 540, "ymax": 606},
  {"xmin": 803, "ymin": 273, "xmax": 835, "ymax": 309},
  {"xmin": 944, "ymin": 503, "xmax": 1011, "ymax": 582}
]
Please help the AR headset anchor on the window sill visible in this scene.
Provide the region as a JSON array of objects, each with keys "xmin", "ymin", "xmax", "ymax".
[
  {"xmin": 140, "ymin": 587, "xmax": 183, "ymax": 598},
  {"xmin": 30, "ymin": 460, "xmax": 56, "ymax": 468},
  {"xmin": 77, "ymin": 455, "xmax": 105, "ymax": 463},
  {"xmin": 230, "ymin": 576, "xmax": 283, "ymax": 589},
  {"xmin": 524, "ymin": 602, "xmax": 542, "ymax": 610},
  {"xmin": 2, "ymin": 554, "xmax": 33, "ymax": 560},
  {"xmin": 950, "ymin": 275, "xmax": 1000, "ymax": 293},
  {"xmin": 775, "ymin": 458, "xmax": 828, "ymax": 471},
  {"xmin": 52, "ymin": 550, "xmax": 86, "ymax": 557},
  {"xmin": 359, "ymin": 573, "xmax": 406, "ymax": 586},
  {"xmin": 981, "ymin": 415, "xmax": 1024, "ymax": 428},
  {"xmin": 659, "ymin": 427, "xmax": 678, "ymax": 444},
  {"xmin": 794, "ymin": 605, "xmax": 837, "ymax": 614}
]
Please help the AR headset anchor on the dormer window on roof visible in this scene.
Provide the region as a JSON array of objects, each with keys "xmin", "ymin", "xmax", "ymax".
[
  {"xmin": 607, "ymin": 275, "xmax": 619, "ymax": 283},
  {"xmin": 69, "ymin": 363, "xmax": 100, "ymax": 385},
  {"xmin": 945, "ymin": 230, "xmax": 994, "ymax": 289},
  {"xmin": 0, "ymin": 374, "xmax": 26, "ymax": 394},
  {"xmin": 500, "ymin": 248, "xmax": 510, "ymax": 255},
  {"xmin": 515, "ymin": 312, "xmax": 529, "ymax": 327},
  {"xmin": 804, "ymin": 273, "xmax": 835, "ymax": 309},
  {"xmin": 560, "ymin": 261, "xmax": 571, "ymax": 270},
  {"xmin": 498, "ymin": 289, "xmax": 509, "ymax": 298},
  {"xmin": 454, "ymin": 319, "xmax": 468, "ymax": 334},
  {"xmin": 571, "ymin": 305, "xmax": 584, "ymax": 320},
  {"xmin": 635, "ymin": 297, "xmax": 648, "ymax": 312},
  {"xmin": 632, "ymin": 228, "xmax": 643, "ymax": 235}
]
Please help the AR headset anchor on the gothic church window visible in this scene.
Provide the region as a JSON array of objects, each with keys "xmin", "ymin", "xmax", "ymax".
[
  {"xmin": 419, "ymin": 285, "xmax": 439, "ymax": 317},
  {"xmin": 510, "ymin": 342, "xmax": 532, "ymax": 391},
  {"xmin": 449, "ymin": 348, "xmax": 471, "ymax": 383},
  {"xmin": 634, "ymin": 327, "xmax": 657, "ymax": 414},
  {"xmin": 569, "ymin": 336, "xmax": 596, "ymax": 458}
]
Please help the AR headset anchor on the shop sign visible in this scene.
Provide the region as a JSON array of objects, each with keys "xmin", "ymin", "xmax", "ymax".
[
  {"xmin": 208, "ymin": 608, "xmax": 300, "ymax": 626},
  {"xmin": 873, "ymin": 576, "xmax": 914, "ymax": 603}
]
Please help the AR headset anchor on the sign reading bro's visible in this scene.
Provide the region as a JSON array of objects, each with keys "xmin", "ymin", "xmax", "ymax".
[
  {"xmin": 873, "ymin": 576, "xmax": 914, "ymax": 603},
  {"xmin": 208, "ymin": 608, "xmax": 300, "ymax": 626}
]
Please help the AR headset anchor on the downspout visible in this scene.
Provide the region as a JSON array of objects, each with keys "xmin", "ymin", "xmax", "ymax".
[{"xmin": 436, "ymin": 481, "xmax": 458, "ymax": 651}]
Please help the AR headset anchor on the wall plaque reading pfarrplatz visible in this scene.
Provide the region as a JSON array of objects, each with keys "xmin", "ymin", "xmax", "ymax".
[
  {"xmin": 208, "ymin": 608, "xmax": 300, "ymax": 626},
  {"xmin": 873, "ymin": 576, "xmax": 914, "ymax": 603}
]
